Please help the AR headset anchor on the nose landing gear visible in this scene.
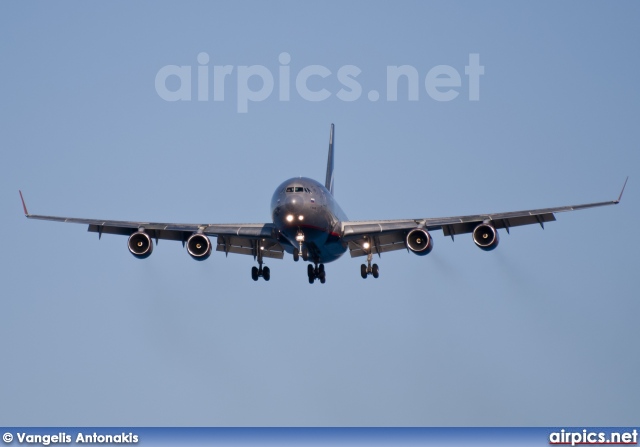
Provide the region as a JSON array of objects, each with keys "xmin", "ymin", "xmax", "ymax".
[{"xmin": 293, "ymin": 247, "xmax": 309, "ymax": 262}]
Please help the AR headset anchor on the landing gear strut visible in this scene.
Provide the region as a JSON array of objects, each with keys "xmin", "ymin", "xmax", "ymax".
[
  {"xmin": 292, "ymin": 247, "xmax": 308, "ymax": 262},
  {"xmin": 308, "ymin": 263, "xmax": 326, "ymax": 284},
  {"xmin": 294, "ymin": 231, "xmax": 309, "ymax": 263},
  {"xmin": 360, "ymin": 253, "xmax": 379, "ymax": 279}
]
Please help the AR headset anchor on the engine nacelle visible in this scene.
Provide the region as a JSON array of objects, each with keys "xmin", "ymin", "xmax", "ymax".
[
  {"xmin": 187, "ymin": 233, "xmax": 212, "ymax": 261},
  {"xmin": 406, "ymin": 228, "xmax": 433, "ymax": 256},
  {"xmin": 472, "ymin": 223, "xmax": 499, "ymax": 251},
  {"xmin": 128, "ymin": 231, "xmax": 153, "ymax": 259}
]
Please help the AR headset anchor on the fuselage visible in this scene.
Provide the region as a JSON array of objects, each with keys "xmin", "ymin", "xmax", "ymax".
[{"xmin": 270, "ymin": 177, "xmax": 348, "ymax": 263}]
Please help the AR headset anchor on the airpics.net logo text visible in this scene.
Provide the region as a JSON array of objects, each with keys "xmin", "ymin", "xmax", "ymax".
[{"xmin": 154, "ymin": 52, "xmax": 484, "ymax": 113}]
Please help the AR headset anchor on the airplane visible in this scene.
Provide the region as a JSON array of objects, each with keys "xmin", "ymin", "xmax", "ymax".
[{"xmin": 19, "ymin": 124, "xmax": 627, "ymax": 284}]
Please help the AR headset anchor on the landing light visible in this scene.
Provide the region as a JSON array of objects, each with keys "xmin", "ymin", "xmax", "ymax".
[
  {"xmin": 286, "ymin": 215, "xmax": 294, "ymax": 222},
  {"xmin": 363, "ymin": 242, "xmax": 370, "ymax": 250},
  {"xmin": 298, "ymin": 215, "xmax": 304, "ymax": 221}
]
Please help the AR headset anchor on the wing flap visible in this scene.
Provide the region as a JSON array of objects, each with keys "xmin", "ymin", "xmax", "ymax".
[
  {"xmin": 441, "ymin": 212, "xmax": 557, "ymax": 237},
  {"xmin": 347, "ymin": 230, "xmax": 408, "ymax": 258},
  {"xmin": 343, "ymin": 220, "xmax": 419, "ymax": 239},
  {"xmin": 216, "ymin": 235, "xmax": 284, "ymax": 259},
  {"xmin": 88, "ymin": 224, "xmax": 134, "ymax": 238},
  {"xmin": 201, "ymin": 224, "xmax": 277, "ymax": 238}
]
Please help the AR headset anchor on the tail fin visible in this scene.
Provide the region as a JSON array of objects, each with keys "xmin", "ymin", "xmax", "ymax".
[{"xmin": 325, "ymin": 123, "xmax": 335, "ymax": 195}]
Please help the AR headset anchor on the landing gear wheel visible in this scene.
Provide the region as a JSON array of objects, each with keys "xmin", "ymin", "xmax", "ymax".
[
  {"xmin": 293, "ymin": 249, "xmax": 299, "ymax": 262},
  {"xmin": 263, "ymin": 266, "xmax": 271, "ymax": 281},
  {"xmin": 251, "ymin": 266, "xmax": 259, "ymax": 281},
  {"xmin": 302, "ymin": 248, "xmax": 309, "ymax": 262},
  {"xmin": 371, "ymin": 263, "xmax": 379, "ymax": 279},
  {"xmin": 361, "ymin": 264, "xmax": 368, "ymax": 279},
  {"xmin": 307, "ymin": 264, "xmax": 315, "ymax": 284},
  {"xmin": 307, "ymin": 263, "xmax": 327, "ymax": 284}
]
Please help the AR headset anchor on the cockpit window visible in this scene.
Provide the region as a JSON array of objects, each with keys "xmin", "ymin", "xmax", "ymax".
[
  {"xmin": 286, "ymin": 186, "xmax": 305, "ymax": 193},
  {"xmin": 286, "ymin": 187, "xmax": 294, "ymax": 192}
]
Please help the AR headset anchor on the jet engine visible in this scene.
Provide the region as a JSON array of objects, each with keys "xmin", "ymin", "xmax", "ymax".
[
  {"xmin": 472, "ymin": 223, "xmax": 499, "ymax": 251},
  {"xmin": 406, "ymin": 228, "xmax": 433, "ymax": 256},
  {"xmin": 186, "ymin": 233, "xmax": 212, "ymax": 261},
  {"xmin": 128, "ymin": 231, "xmax": 153, "ymax": 259}
]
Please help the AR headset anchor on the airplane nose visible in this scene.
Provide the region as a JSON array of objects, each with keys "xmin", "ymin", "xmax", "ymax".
[
  {"xmin": 284, "ymin": 194, "xmax": 299, "ymax": 207},
  {"xmin": 283, "ymin": 195, "xmax": 299, "ymax": 211},
  {"xmin": 279, "ymin": 196, "xmax": 305, "ymax": 225}
]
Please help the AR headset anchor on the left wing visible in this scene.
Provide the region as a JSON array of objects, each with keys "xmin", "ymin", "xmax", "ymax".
[
  {"xmin": 19, "ymin": 192, "xmax": 285, "ymax": 260},
  {"xmin": 342, "ymin": 179, "xmax": 627, "ymax": 257}
]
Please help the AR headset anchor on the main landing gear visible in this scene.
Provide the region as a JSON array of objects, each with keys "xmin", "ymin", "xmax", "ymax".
[
  {"xmin": 251, "ymin": 242, "xmax": 270, "ymax": 281},
  {"xmin": 251, "ymin": 265, "xmax": 270, "ymax": 281},
  {"xmin": 308, "ymin": 263, "xmax": 326, "ymax": 284},
  {"xmin": 361, "ymin": 253, "xmax": 379, "ymax": 279}
]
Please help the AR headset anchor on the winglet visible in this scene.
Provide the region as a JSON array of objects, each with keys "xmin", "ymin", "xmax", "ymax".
[
  {"xmin": 615, "ymin": 177, "xmax": 628, "ymax": 203},
  {"xmin": 325, "ymin": 123, "xmax": 335, "ymax": 195},
  {"xmin": 19, "ymin": 190, "xmax": 30, "ymax": 216}
]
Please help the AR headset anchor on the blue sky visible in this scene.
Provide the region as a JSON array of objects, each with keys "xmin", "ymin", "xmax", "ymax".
[{"xmin": 1, "ymin": 1, "xmax": 638, "ymax": 426}]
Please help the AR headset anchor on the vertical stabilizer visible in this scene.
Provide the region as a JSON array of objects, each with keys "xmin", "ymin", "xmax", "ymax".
[{"xmin": 325, "ymin": 123, "xmax": 335, "ymax": 195}]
